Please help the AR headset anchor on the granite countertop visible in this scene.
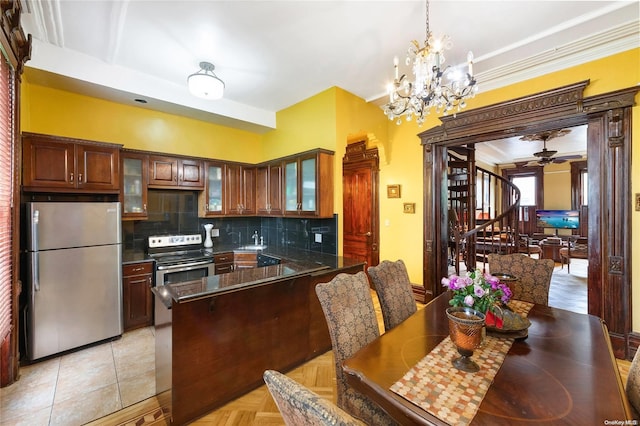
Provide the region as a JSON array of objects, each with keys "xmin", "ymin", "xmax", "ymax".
[
  {"xmin": 153, "ymin": 260, "xmax": 332, "ymax": 306},
  {"xmin": 143, "ymin": 244, "xmax": 365, "ymax": 305}
]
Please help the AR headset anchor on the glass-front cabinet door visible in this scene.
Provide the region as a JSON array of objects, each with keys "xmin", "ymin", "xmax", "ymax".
[
  {"xmin": 284, "ymin": 154, "xmax": 319, "ymax": 216},
  {"xmin": 284, "ymin": 160, "xmax": 298, "ymax": 212},
  {"xmin": 300, "ymin": 157, "xmax": 316, "ymax": 212},
  {"xmin": 121, "ymin": 153, "xmax": 148, "ymax": 220},
  {"xmin": 199, "ymin": 162, "xmax": 225, "ymax": 216}
]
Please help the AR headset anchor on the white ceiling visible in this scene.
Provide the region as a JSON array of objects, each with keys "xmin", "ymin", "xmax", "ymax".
[{"xmin": 20, "ymin": 0, "xmax": 639, "ymax": 161}]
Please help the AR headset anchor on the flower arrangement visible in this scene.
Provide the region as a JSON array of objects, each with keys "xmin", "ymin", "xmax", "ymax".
[{"xmin": 441, "ymin": 269, "xmax": 512, "ymax": 315}]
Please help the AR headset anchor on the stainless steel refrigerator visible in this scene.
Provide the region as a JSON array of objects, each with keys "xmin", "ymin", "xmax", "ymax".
[{"xmin": 25, "ymin": 202, "xmax": 123, "ymax": 360}]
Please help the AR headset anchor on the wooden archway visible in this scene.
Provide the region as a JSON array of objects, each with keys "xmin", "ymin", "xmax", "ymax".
[{"xmin": 418, "ymin": 81, "xmax": 638, "ymax": 358}]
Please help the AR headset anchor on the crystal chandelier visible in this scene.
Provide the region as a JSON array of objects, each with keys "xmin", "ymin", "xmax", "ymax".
[{"xmin": 383, "ymin": 0, "xmax": 478, "ymax": 125}]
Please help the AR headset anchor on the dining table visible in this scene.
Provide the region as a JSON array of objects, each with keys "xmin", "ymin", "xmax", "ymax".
[{"xmin": 343, "ymin": 292, "xmax": 634, "ymax": 425}]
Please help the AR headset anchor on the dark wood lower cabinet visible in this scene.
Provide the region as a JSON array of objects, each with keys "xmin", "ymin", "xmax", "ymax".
[
  {"xmin": 213, "ymin": 252, "xmax": 234, "ymax": 274},
  {"xmin": 122, "ymin": 262, "xmax": 153, "ymax": 331},
  {"xmin": 170, "ymin": 264, "xmax": 363, "ymax": 425}
]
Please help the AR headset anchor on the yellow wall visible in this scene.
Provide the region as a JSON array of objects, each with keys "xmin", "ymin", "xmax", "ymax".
[
  {"xmin": 543, "ymin": 163, "xmax": 572, "ymax": 210},
  {"xmin": 21, "ymin": 83, "xmax": 263, "ymax": 163}
]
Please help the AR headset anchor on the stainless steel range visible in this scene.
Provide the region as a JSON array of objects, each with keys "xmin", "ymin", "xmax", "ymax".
[
  {"xmin": 149, "ymin": 233, "xmax": 214, "ymax": 395},
  {"xmin": 148, "ymin": 234, "xmax": 215, "ymax": 286}
]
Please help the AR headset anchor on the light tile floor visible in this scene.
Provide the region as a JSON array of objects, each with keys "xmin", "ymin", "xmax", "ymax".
[
  {"xmin": 0, "ymin": 262, "xmax": 589, "ymax": 425},
  {"xmin": 0, "ymin": 326, "xmax": 155, "ymax": 426}
]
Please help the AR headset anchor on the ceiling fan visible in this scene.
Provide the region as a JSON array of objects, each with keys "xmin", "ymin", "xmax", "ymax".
[{"xmin": 517, "ymin": 129, "xmax": 583, "ymax": 166}]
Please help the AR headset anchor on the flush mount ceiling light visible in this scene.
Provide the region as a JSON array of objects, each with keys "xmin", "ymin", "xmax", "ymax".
[
  {"xmin": 188, "ymin": 61, "xmax": 225, "ymax": 100},
  {"xmin": 383, "ymin": 0, "xmax": 477, "ymax": 125}
]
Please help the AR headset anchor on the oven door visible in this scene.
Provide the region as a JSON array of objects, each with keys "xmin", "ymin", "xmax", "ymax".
[{"xmin": 155, "ymin": 259, "xmax": 216, "ymax": 286}]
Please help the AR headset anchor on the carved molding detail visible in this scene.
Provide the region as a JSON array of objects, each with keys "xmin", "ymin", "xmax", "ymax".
[
  {"xmin": 0, "ymin": 1, "xmax": 31, "ymax": 75},
  {"xmin": 439, "ymin": 84, "xmax": 586, "ymax": 129},
  {"xmin": 343, "ymin": 140, "xmax": 379, "ymax": 165},
  {"xmin": 607, "ymin": 109, "xmax": 625, "ymax": 147},
  {"xmin": 425, "ymin": 240, "xmax": 433, "ymax": 253},
  {"xmin": 609, "ymin": 256, "xmax": 624, "ymax": 275}
]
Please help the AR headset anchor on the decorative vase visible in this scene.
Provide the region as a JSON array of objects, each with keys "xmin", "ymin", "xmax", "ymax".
[
  {"xmin": 446, "ymin": 307, "xmax": 486, "ymax": 373},
  {"xmin": 203, "ymin": 224, "xmax": 214, "ymax": 248}
]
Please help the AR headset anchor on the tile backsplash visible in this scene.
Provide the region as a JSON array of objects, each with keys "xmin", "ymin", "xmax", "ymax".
[{"xmin": 122, "ymin": 190, "xmax": 337, "ymax": 255}]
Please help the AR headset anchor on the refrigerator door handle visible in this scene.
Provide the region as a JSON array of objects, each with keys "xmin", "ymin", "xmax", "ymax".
[
  {"xmin": 32, "ymin": 252, "xmax": 39, "ymax": 292},
  {"xmin": 32, "ymin": 210, "xmax": 40, "ymax": 291}
]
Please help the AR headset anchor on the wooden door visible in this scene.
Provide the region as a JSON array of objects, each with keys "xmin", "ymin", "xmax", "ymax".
[{"xmin": 342, "ymin": 140, "xmax": 379, "ymax": 269}]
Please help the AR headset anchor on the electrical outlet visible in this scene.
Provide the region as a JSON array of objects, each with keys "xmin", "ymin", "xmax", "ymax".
[
  {"xmin": 211, "ymin": 228, "xmax": 220, "ymax": 237},
  {"xmin": 315, "ymin": 233, "xmax": 322, "ymax": 243}
]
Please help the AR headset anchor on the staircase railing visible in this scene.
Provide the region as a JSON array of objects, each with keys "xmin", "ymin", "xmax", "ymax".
[{"xmin": 448, "ymin": 153, "xmax": 521, "ymax": 274}]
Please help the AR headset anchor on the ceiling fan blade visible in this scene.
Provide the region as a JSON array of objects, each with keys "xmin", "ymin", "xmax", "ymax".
[{"xmin": 554, "ymin": 154, "xmax": 583, "ymax": 161}]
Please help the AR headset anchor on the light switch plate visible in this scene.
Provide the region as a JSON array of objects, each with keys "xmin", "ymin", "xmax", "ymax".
[
  {"xmin": 211, "ymin": 228, "xmax": 220, "ymax": 237},
  {"xmin": 315, "ymin": 233, "xmax": 322, "ymax": 243}
]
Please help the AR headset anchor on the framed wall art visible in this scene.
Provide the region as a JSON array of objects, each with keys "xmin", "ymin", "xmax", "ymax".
[{"xmin": 387, "ymin": 184, "xmax": 401, "ymax": 198}]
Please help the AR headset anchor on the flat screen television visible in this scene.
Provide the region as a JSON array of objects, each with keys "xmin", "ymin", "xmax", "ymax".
[{"xmin": 536, "ymin": 210, "xmax": 580, "ymax": 233}]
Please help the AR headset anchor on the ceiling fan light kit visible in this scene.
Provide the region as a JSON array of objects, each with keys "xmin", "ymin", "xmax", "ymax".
[
  {"xmin": 188, "ymin": 61, "xmax": 225, "ymax": 100},
  {"xmin": 382, "ymin": 0, "xmax": 478, "ymax": 126}
]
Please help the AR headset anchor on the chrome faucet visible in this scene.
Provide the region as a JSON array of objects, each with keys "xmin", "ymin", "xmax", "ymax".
[{"xmin": 252, "ymin": 230, "xmax": 259, "ymax": 245}]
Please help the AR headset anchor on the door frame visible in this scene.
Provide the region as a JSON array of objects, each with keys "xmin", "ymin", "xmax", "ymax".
[{"xmin": 418, "ymin": 81, "xmax": 638, "ymax": 358}]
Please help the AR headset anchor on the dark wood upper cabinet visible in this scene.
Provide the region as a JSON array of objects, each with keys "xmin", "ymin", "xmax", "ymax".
[
  {"xmin": 283, "ymin": 150, "xmax": 334, "ymax": 218},
  {"xmin": 22, "ymin": 133, "xmax": 120, "ymax": 193},
  {"xmin": 256, "ymin": 161, "xmax": 283, "ymax": 216},
  {"xmin": 225, "ymin": 163, "xmax": 255, "ymax": 215},
  {"xmin": 148, "ymin": 155, "xmax": 204, "ymax": 189}
]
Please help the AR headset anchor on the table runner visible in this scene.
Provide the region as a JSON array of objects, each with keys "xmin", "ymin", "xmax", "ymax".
[{"xmin": 390, "ymin": 300, "xmax": 534, "ymax": 425}]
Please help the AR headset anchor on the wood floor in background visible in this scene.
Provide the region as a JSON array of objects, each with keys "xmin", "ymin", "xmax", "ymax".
[{"xmin": 88, "ymin": 289, "xmax": 632, "ymax": 426}]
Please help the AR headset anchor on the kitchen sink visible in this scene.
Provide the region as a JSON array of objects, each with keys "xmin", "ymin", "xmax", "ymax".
[{"xmin": 238, "ymin": 244, "xmax": 268, "ymax": 250}]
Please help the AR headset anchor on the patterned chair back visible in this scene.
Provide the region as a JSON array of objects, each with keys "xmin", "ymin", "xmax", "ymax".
[
  {"xmin": 487, "ymin": 253, "xmax": 555, "ymax": 305},
  {"xmin": 367, "ymin": 259, "xmax": 417, "ymax": 331},
  {"xmin": 315, "ymin": 271, "xmax": 398, "ymax": 425},
  {"xmin": 263, "ymin": 369, "xmax": 364, "ymax": 426},
  {"xmin": 626, "ymin": 350, "xmax": 640, "ymax": 418}
]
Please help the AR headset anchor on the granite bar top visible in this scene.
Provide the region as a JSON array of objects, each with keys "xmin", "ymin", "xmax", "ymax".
[
  {"xmin": 145, "ymin": 244, "xmax": 365, "ymax": 305},
  {"xmin": 153, "ymin": 260, "xmax": 333, "ymax": 306}
]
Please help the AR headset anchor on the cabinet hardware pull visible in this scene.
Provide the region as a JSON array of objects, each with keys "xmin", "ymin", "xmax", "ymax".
[
  {"xmin": 70, "ymin": 172, "xmax": 74, "ymax": 182},
  {"xmin": 143, "ymin": 203, "xmax": 147, "ymax": 212},
  {"xmin": 78, "ymin": 173, "xmax": 83, "ymax": 183}
]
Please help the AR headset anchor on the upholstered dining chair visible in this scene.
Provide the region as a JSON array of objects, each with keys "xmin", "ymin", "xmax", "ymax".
[
  {"xmin": 487, "ymin": 253, "xmax": 555, "ymax": 305},
  {"xmin": 626, "ymin": 349, "xmax": 640, "ymax": 417},
  {"xmin": 366, "ymin": 259, "xmax": 417, "ymax": 331},
  {"xmin": 315, "ymin": 271, "xmax": 398, "ymax": 425},
  {"xmin": 517, "ymin": 234, "xmax": 542, "ymax": 258},
  {"xmin": 263, "ymin": 369, "xmax": 365, "ymax": 426}
]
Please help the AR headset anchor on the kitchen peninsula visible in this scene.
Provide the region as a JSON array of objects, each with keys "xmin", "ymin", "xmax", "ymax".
[{"xmin": 153, "ymin": 250, "xmax": 364, "ymax": 425}]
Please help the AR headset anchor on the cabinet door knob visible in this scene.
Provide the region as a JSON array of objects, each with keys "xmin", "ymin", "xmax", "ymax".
[
  {"xmin": 70, "ymin": 172, "xmax": 74, "ymax": 183},
  {"xmin": 78, "ymin": 173, "xmax": 83, "ymax": 183}
]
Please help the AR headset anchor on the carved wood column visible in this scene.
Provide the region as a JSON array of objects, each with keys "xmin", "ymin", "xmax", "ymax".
[{"xmin": 585, "ymin": 99, "xmax": 633, "ymax": 358}]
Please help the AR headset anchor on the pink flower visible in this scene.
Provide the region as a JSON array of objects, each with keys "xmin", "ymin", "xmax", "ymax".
[{"xmin": 464, "ymin": 294, "xmax": 475, "ymax": 307}]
